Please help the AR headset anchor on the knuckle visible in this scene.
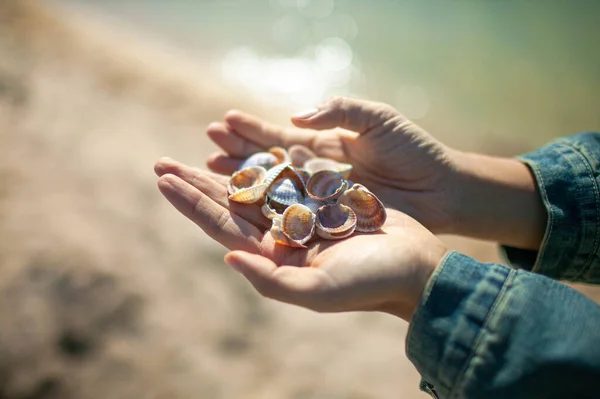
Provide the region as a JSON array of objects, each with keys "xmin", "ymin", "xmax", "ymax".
[{"xmin": 326, "ymin": 95, "xmax": 347, "ymax": 110}]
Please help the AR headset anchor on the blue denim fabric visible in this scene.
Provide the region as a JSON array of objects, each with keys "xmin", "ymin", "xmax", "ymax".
[
  {"xmin": 407, "ymin": 133, "xmax": 600, "ymax": 398},
  {"xmin": 502, "ymin": 132, "xmax": 600, "ymax": 283},
  {"xmin": 407, "ymin": 252, "xmax": 600, "ymax": 399}
]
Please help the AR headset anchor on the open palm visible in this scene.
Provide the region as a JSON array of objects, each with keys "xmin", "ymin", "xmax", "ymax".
[
  {"xmin": 155, "ymin": 157, "xmax": 446, "ymax": 320},
  {"xmin": 206, "ymin": 97, "xmax": 457, "ymax": 232}
]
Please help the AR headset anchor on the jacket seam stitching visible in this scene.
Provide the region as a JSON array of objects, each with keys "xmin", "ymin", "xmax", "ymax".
[
  {"xmin": 448, "ymin": 267, "xmax": 515, "ymax": 398},
  {"xmin": 524, "ymin": 158, "xmax": 552, "ymax": 274},
  {"xmin": 563, "ymin": 141, "xmax": 600, "ymax": 280}
]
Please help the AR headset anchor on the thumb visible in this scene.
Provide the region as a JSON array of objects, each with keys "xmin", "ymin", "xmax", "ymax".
[
  {"xmin": 224, "ymin": 251, "xmax": 317, "ymax": 305},
  {"xmin": 291, "ymin": 96, "xmax": 405, "ymax": 134}
]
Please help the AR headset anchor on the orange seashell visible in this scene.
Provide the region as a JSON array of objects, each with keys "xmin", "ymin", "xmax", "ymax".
[
  {"xmin": 269, "ymin": 146, "xmax": 291, "ymax": 165},
  {"xmin": 270, "ymin": 204, "xmax": 315, "ymax": 248},
  {"xmin": 336, "ymin": 184, "xmax": 386, "ymax": 232},
  {"xmin": 228, "ymin": 166, "xmax": 268, "ymax": 204}
]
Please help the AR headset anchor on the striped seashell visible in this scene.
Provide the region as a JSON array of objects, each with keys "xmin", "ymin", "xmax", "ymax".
[
  {"xmin": 304, "ymin": 158, "xmax": 353, "ymax": 179},
  {"xmin": 239, "ymin": 152, "xmax": 279, "ymax": 170},
  {"xmin": 263, "ymin": 162, "xmax": 291, "ymax": 186},
  {"xmin": 269, "ymin": 146, "xmax": 291, "ymax": 165},
  {"xmin": 264, "ymin": 163, "xmax": 306, "ymax": 192},
  {"xmin": 289, "ymin": 144, "xmax": 316, "ymax": 168},
  {"xmin": 336, "ymin": 184, "xmax": 386, "ymax": 232},
  {"xmin": 267, "ymin": 177, "xmax": 304, "ymax": 208},
  {"xmin": 306, "ymin": 170, "xmax": 348, "ymax": 202},
  {"xmin": 303, "ymin": 196, "xmax": 326, "ymax": 214},
  {"xmin": 270, "ymin": 204, "xmax": 316, "ymax": 248},
  {"xmin": 315, "ymin": 204, "xmax": 357, "ymax": 240}
]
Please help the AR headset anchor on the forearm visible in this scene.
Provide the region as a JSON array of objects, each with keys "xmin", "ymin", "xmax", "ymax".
[{"xmin": 447, "ymin": 150, "xmax": 547, "ymax": 250}]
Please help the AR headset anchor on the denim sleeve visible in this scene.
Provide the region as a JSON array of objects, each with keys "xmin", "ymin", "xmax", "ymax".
[
  {"xmin": 501, "ymin": 132, "xmax": 600, "ymax": 283},
  {"xmin": 406, "ymin": 251, "xmax": 600, "ymax": 399}
]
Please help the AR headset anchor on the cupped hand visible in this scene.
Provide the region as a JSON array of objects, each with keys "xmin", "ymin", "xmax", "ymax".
[
  {"xmin": 155, "ymin": 157, "xmax": 448, "ymax": 321},
  {"xmin": 205, "ymin": 96, "xmax": 458, "ymax": 233}
]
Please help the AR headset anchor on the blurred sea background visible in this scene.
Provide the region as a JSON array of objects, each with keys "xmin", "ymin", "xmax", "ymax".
[{"xmin": 0, "ymin": 1, "xmax": 599, "ymax": 398}]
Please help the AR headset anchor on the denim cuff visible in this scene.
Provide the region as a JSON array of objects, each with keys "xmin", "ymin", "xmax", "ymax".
[
  {"xmin": 501, "ymin": 133, "xmax": 600, "ymax": 283},
  {"xmin": 406, "ymin": 251, "xmax": 512, "ymax": 398}
]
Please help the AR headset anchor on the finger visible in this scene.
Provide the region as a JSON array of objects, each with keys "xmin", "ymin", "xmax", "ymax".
[
  {"xmin": 291, "ymin": 96, "xmax": 405, "ymax": 134},
  {"xmin": 225, "ymin": 110, "xmax": 317, "ymax": 149},
  {"xmin": 206, "ymin": 122, "xmax": 263, "ymax": 158},
  {"xmin": 155, "ymin": 158, "xmax": 271, "ymax": 230},
  {"xmin": 206, "ymin": 153, "xmax": 243, "ymax": 175},
  {"xmin": 224, "ymin": 251, "xmax": 322, "ymax": 307},
  {"xmin": 155, "ymin": 157, "xmax": 229, "ymax": 186},
  {"xmin": 158, "ymin": 174, "xmax": 262, "ymax": 252}
]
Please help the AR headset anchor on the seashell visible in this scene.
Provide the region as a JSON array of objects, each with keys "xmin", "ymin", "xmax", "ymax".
[
  {"xmin": 270, "ymin": 204, "xmax": 316, "ymax": 248},
  {"xmin": 303, "ymin": 196, "xmax": 326, "ymax": 214},
  {"xmin": 269, "ymin": 146, "xmax": 291, "ymax": 165},
  {"xmin": 315, "ymin": 204, "xmax": 357, "ymax": 240},
  {"xmin": 261, "ymin": 200, "xmax": 281, "ymax": 220},
  {"xmin": 263, "ymin": 162, "xmax": 291, "ymax": 186},
  {"xmin": 306, "ymin": 170, "xmax": 348, "ymax": 202},
  {"xmin": 228, "ymin": 166, "xmax": 268, "ymax": 204},
  {"xmin": 266, "ymin": 177, "xmax": 304, "ymax": 208},
  {"xmin": 304, "ymin": 158, "xmax": 353, "ymax": 179},
  {"xmin": 239, "ymin": 152, "xmax": 278, "ymax": 170},
  {"xmin": 289, "ymin": 144, "xmax": 316, "ymax": 168},
  {"xmin": 336, "ymin": 184, "xmax": 386, "ymax": 232}
]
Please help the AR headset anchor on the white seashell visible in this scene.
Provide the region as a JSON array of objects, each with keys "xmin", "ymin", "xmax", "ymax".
[
  {"xmin": 239, "ymin": 152, "xmax": 279, "ymax": 170},
  {"xmin": 337, "ymin": 184, "xmax": 386, "ymax": 232},
  {"xmin": 261, "ymin": 201, "xmax": 280, "ymax": 220},
  {"xmin": 315, "ymin": 204, "xmax": 357, "ymax": 240},
  {"xmin": 304, "ymin": 158, "xmax": 353, "ymax": 179}
]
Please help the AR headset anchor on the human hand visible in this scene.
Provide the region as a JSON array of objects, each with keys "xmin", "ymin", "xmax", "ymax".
[
  {"xmin": 205, "ymin": 96, "xmax": 456, "ymax": 233},
  {"xmin": 205, "ymin": 96, "xmax": 546, "ymax": 249},
  {"xmin": 155, "ymin": 158, "xmax": 448, "ymax": 322}
]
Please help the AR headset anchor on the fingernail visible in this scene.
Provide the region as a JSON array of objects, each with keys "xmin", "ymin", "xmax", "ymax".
[{"xmin": 292, "ymin": 107, "xmax": 319, "ymax": 119}]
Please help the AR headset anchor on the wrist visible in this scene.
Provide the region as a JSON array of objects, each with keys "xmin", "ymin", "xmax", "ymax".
[
  {"xmin": 444, "ymin": 149, "xmax": 546, "ymax": 250},
  {"xmin": 382, "ymin": 245, "xmax": 449, "ymax": 323}
]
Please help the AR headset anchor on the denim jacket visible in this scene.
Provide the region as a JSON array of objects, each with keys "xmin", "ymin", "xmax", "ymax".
[{"xmin": 406, "ymin": 133, "xmax": 600, "ymax": 398}]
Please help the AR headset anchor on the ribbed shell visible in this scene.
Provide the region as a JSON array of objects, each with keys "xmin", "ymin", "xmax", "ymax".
[
  {"xmin": 239, "ymin": 152, "xmax": 278, "ymax": 170},
  {"xmin": 306, "ymin": 170, "xmax": 348, "ymax": 202},
  {"xmin": 304, "ymin": 158, "xmax": 353, "ymax": 179},
  {"xmin": 270, "ymin": 204, "xmax": 316, "ymax": 248},
  {"xmin": 315, "ymin": 204, "xmax": 357, "ymax": 240},
  {"xmin": 336, "ymin": 184, "xmax": 386, "ymax": 232},
  {"xmin": 267, "ymin": 178, "xmax": 304, "ymax": 207},
  {"xmin": 303, "ymin": 196, "xmax": 326, "ymax": 214},
  {"xmin": 228, "ymin": 166, "xmax": 268, "ymax": 204},
  {"xmin": 289, "ymin": 144, "xmax": 316, "ymax": 168}
]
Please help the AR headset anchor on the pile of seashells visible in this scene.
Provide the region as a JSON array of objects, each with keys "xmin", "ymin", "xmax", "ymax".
[{"xmin": 227, "ymin": 145, "xmax": 387, "ymax": 248}]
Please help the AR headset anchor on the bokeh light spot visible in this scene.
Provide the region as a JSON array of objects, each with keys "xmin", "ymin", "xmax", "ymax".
[{"xmin": 315, "ymin": 37, "xmax": 353, "ymax": 72}]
